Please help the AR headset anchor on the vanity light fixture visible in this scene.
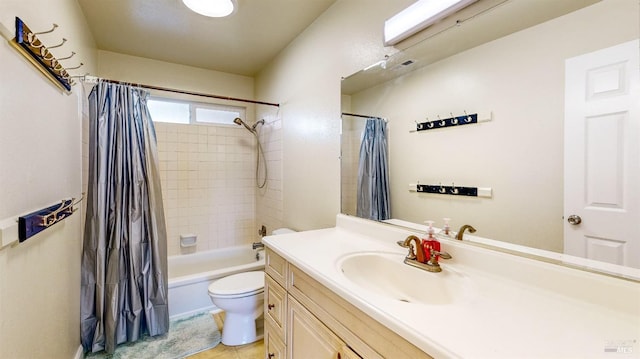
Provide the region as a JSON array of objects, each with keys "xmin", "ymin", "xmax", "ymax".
[
  {"xmin": 182, "ymin": 0, "xmax": 237, "ymax": 18},
  {"xmin": 384, "ymin": 0, "xmax": 477, "ymax": 46}
]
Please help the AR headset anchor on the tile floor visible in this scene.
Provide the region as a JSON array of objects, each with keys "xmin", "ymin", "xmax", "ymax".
[{"xmin": 188, "ymin": 340, "xmax": 264, "ymax": 359}]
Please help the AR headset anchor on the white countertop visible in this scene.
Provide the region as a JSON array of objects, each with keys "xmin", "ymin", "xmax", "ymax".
[{"xmin": 263, "ymin": 214, "xmax": 640, "ymax": 359}]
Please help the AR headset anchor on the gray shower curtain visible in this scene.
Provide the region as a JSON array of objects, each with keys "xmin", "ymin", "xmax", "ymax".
[
  {"xmin": 80, "ymin": 82, "xmax": 169, "ymax": 354},
  {"xmin": 357, "ymin": 118, "xmax": 390, "ymax": 221}
]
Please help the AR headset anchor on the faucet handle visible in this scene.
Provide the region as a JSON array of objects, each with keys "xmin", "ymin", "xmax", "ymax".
[{"xmin": 428, "ymin": 248, "xmax": 452, "ymax": 262}]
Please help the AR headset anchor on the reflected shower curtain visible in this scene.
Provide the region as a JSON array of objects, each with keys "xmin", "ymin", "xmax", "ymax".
[
  {"xmin": 357, "ymin": 118, "xmax": 390, "ymax": 221},
  {"xmin": 80, "ymin": 82, "xmax": 169, "ymax": 354}
]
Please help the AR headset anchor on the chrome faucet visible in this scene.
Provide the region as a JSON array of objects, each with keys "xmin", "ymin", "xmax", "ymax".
[
  {"xmin": 397, "ymin": 235, "xmax": 451, "ymax": 273},
  {"xmin": 456, "ymin": 224, "xmax": 476, "ymax": 241}
]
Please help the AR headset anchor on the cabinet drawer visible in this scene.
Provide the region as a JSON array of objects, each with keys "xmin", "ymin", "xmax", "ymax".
[
  {"xmin": 265, "ymin": 248, "xmax": 288, "ymax": 287},
  {"xmin": 265, "ymin": 274, "xmax": 287, "ymax": 338},
  {"xmin": 265, "ymin": 321, "xmax": 287, "ymax": 359}
]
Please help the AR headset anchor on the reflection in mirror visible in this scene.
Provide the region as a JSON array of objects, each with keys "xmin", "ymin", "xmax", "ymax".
[
  {"xmin": 341, "ymin": 113, "xmax": 391, "ymax": 221},
  {"xmin": 341, "ymin": 0, "xmax": 640, "ymax": 275}
]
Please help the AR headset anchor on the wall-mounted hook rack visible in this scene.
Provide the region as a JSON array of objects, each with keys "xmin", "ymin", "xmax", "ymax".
[
  {"xmin": 408, "ymin": 183, "xmax": 492, "ymax": 198},
  {"xmin": 0, "ymin": 195, "xmax": 84, "ymax": 248},
  {"xmin": 18, "ymin": 195, "xmax": 84, "ymax": 242},
  {"xmin": 5, "ymin": 17, "xmax": 78, "ymax": 93},
  {"xmin": 411, "ymin": 111, "xmax": 493, "ymax": 132}
]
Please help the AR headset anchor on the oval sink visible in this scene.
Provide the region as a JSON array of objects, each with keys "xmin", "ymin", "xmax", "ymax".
[{"xmin": 337, "ymin": 252, "xmax": 469, "ymax": 305}]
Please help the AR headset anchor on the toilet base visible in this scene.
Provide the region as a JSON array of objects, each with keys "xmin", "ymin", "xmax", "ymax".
[{"xmin": 220, "ymin": 314, "xmax": 264, "ymax": 346}]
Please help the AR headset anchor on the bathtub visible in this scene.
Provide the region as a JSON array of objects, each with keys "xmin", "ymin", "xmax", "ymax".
[{"xmin": 168, "ymin": 245, "xmax": 265, "ymax": 319}]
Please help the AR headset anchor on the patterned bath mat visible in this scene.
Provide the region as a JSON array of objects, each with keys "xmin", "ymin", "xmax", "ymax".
[{"xmin": 86, "ymin": 312, "xmax": 221, "ymax": 359}]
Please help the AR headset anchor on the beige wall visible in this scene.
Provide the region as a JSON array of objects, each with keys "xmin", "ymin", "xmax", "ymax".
[
  {"xmin": 0, "ymin": 0, "xmax": 96, "ymax": 358},
  {"xmin": 97, "ymin": 50, "xmax": 254, "ymax": 101},
  {"xmin": 348, "ymin": 0, "xmax": 639, "ymax": 251},
  {"xmin": 255, "ymin": 0, "xmax": 414, "ymax": 230}
]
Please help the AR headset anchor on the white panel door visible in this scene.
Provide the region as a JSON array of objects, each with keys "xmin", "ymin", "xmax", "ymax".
[{"xmin": 564, "ymin": 39, "xmax": 640, "ymax": 268}]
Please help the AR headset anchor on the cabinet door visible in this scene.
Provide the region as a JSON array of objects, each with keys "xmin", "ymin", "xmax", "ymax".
[{"xmin": 288, "ymin": 296, "xmax": 344, "ymax": 359}]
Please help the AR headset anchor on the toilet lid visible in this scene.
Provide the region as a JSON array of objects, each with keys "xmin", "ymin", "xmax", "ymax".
[{"xmin": 208, "ymin": 271, "xmax": 264, "ymax": 296}]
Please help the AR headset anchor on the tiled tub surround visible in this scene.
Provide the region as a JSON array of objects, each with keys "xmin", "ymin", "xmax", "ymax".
[
  {"xmin": 263, "ymin": 214, "xmax": 640, "ymax": 358},
  {"xmin": 155, "ymin": 122, "xmax": 257, "ymax": 255}
]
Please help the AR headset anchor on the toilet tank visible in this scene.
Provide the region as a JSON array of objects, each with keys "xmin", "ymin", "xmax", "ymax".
[{"xmin": 272, "ymin": 228, "xmax": 295, "ymax": 235}]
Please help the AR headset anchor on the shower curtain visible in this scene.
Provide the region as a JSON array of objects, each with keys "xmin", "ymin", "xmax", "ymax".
[
  {"xmin": 356, "ymin": 118, "xmax": 390, "ymax": 221},
  {"xmin": 80, "ymin": 82, "xmax": 169, "ymax": 354}
]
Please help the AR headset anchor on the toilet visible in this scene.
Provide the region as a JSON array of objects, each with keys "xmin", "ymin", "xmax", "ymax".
[{"xmin": 207, "ymin": 228, "xmax": 295, "ymax": 346}]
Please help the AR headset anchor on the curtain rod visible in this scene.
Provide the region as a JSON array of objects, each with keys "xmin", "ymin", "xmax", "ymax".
[
  {"xmin": 341, "ymin": 112, "xmax": 386, "ymax": 121},
  {"xmin": 80, "ymin": 75, "xmax": 280, "ymax": 108}
]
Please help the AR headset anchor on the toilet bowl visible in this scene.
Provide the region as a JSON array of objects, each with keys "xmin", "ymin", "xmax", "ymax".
[
  {"xmin": 208, "ymin": 271, "xmax": 264, "ymax": 346},
  {"xmin": 207, "ymin": 227, "xmax": 295, "ymax": 346}
]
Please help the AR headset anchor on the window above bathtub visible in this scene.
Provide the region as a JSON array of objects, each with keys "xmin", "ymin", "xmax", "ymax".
[{"xmin": 147, "ymin": 97, "xmax": 246, "ymax": 126}]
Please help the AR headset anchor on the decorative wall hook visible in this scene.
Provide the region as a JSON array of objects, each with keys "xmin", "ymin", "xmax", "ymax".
[
  {"xmin": 33, "ymin": 23, "xmax": 58, "ymax": 35},
  {"xmin": 42, "ymin": 51, "xmax": 55, "ymax": 61},
  {"xmin": 57, "ymin": 51, "xmax": 75, "ymax": 60},
  {"xmin": 48, "ymin": 38, "xmax": 66, "ymax": 49},
  {"xmin": 66, "ymin": 62, "xmax": 83, "ymax": 70}
]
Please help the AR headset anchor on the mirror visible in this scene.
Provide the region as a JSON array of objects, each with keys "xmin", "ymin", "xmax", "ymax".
[{"xmin": 341, "ymin": 0, "xmax": 640, "ymax": 275}]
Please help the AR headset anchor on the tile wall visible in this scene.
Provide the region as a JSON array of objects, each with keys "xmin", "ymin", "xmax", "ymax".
[
  {"xmin": 155, "ymin": 122, "xmax": 258, "ymax": 256},
  {"xmin": 340, "ymin": 117, "xmax": 364, "ymax": 217}
]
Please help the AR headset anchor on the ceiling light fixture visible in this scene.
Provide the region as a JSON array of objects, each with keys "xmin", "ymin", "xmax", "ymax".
[
  {"xmin": 182, "ymin": 0, "xmax": 237, "ymax": 18},
  {"xmin": 384, "ymin": 0, "xmax": 477, "ymax": 46}
]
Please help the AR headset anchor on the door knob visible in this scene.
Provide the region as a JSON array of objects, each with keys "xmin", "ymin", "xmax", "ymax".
[{"xmin": 567, "ymin": 215, "xmax": 582, "ymax": 225}]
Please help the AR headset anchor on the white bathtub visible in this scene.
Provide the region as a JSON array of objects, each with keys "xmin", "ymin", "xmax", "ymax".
[{"xmin": 168, "ymin": 245, "xmax": 265, "ymax": 319}]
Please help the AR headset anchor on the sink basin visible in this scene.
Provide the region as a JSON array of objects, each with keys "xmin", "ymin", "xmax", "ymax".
[{"xmin": 337, "ymin": 252, "xmax": 470, "ymax": 305}]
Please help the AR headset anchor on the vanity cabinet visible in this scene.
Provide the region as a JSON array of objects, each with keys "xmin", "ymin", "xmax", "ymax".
[{"xmin": 264, "ymin": 247, "xmax": 433, "ymax": 359}]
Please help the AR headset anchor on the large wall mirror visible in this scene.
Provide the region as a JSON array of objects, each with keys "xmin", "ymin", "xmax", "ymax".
[{"xmin": 341, "ymin": 0, "xmax": 640, "ymax": 277}]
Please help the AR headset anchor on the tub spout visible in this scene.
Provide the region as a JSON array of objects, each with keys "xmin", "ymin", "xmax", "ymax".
[{"xmin": 252, "ymin": 242, "xmax": 264, "ymax": 250}]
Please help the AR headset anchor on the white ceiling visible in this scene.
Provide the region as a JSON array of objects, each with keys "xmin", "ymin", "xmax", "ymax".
[{"xmin": 77, "ymin": 0, "xmax": 337, "ymax": 76}]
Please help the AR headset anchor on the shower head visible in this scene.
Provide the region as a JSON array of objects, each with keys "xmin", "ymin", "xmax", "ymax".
[
  {"xmin": 251, "ymin": 119, "xmax": 265, "ymax": 131},
  {"xmin": 233, "ymin": 117, "xmax": 254, "ymax": 132},
  {"xmin": 234, "ymin": 118, "xmax": 265, "ymax": 133}
]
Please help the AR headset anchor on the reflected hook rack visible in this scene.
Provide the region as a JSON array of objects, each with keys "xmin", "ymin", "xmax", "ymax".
[
  {"xmin": 409, "ymin": 183, "xmax": 492, "ymax": 198},
  {"xmin": 413, "ymin": 111, "xmax": 492, "ymax": 132}
]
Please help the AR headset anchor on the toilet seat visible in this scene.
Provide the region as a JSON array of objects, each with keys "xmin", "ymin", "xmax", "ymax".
[{"xmin": 208, "ymin": 271, "xmax": 264, "ymax": 298}]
